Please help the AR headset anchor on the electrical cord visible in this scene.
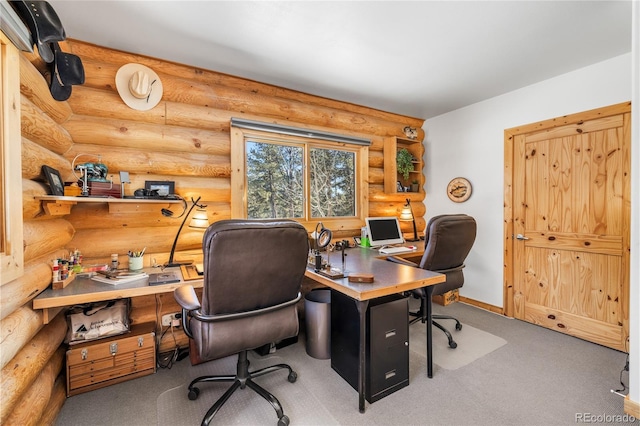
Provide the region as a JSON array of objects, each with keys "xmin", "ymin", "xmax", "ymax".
[
  {"xmin": 611, "ymin": 339, "xmax": 630, "ymax": 396},
  {"xmin": 156, "ymin": 323, "xmax": 180, "ymax": 369},
  {"xmin": 611, "ymin": 352, "xmax": 630, "ymax": 396},
  {"xmin": 154, "ymin": 294, "xmax": 185, "ymax": 369}
]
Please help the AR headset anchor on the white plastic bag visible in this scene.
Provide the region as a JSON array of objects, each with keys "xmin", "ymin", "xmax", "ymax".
[{"xmin": 66, "ymin": 299, "xmax": 130, "ymax": 343}]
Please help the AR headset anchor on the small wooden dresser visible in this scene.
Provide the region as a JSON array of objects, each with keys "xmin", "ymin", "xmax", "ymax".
[{"xmin": 66, "ymin": 322, "xmax": 156, "ymax": 396}]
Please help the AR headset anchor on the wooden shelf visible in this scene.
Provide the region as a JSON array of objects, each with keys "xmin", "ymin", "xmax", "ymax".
[
  {"xmin": 383, "ymin": 136, "xmax": 424, "ymax": 194},
  {"xmin": 35, "ymin": 196, "xmax": 183, "ymax": 216}
]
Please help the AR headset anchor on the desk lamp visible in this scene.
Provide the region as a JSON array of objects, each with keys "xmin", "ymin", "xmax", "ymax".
[
  {"xmin": 400, "ymin": 198, "xmax": 419, "ymax": 242},
  {"xmin": 163, "ymin": 196, "xmax": 209, "ymax": 267}
]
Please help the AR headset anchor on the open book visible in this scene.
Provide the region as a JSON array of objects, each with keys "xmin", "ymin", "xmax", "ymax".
[{"xmin": 91, "ymin": 270, "xmax": 148, "ymax": 285}]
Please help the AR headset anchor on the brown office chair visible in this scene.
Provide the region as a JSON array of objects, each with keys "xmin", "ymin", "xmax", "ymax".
[
  {"xmin": 389, "ymin": 214, "xmax": 476, "ymax": 349},
  {"xmin": 174, "ymin": 219, "xmax": 309, "ymax": 426}
]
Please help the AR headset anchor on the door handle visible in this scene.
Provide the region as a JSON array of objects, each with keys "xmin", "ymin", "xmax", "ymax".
[{"xmin": 515, "ymin": 234, "xmax": 529, "ymax": 240}]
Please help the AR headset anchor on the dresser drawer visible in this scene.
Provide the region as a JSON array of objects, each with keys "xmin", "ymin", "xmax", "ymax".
[{"xmin": 66, "ymin": 323, "xmax": 156, "ymax": 396}]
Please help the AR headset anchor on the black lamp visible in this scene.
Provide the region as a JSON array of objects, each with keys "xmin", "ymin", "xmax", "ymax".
[
  {"xmin": 399, "ymin": 198, "xmax": 419, "ymax": 242},
  {"xmin": 163, "ymin": 196, "xmax": 209, "ymax": 267}
]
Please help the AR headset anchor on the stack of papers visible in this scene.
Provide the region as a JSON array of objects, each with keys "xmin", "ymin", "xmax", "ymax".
[{"xmin": 91, "ymin": 270, "xmax": 148, "ymax": 285}]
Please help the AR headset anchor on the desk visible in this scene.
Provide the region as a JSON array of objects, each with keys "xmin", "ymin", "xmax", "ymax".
[
  {"xmin": 304, "ymin": 246, "xmax": 445, "ymax": 413},
  {"xmin": 34, "ymin": 251, "xmax": 444, "ymax": 413},
  {"xmin": 33, "ymin": 267, "xmax": 203, "ymax": 323}
]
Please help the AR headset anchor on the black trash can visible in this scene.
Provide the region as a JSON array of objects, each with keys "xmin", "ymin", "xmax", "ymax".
[{"xmin": 304, "ymin": 289, "xmax": 331, "ymax": 359}]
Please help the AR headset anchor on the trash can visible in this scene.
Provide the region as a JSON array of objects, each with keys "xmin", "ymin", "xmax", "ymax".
[{"xmin": 304, "ymin": 289, "xmax": 331, "ymax": 359}]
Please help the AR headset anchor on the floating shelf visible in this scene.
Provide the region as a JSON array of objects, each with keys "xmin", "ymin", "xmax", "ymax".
[
  {"xmin": 383, "ymin": 137, "xmax": 424, "ymax": 194},
  {"xmin": 35, "ymin": 196, "xmax": 183, "ymax": 216}
]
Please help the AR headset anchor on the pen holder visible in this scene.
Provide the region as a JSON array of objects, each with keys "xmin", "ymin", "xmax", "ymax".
[{"xmin": 128, "ymin": 255, "xmax": 143, "ymax": 271}]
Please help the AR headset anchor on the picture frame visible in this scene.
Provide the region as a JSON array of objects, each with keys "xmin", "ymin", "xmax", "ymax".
[
  {"xmin": 144, "ymin": 180, "xmax": 175, "ymax": 197},
  {"xmin": 41, "ymin": 165, "xmax": 65, "ymax": 196}
]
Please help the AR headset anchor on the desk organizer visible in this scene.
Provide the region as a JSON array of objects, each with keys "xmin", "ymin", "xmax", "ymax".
[
  {"xmin": 180, "ymin": 264, "xmax": 202, "ymax": 281},
  {"xmin": 52, "ymin": 271, "xmax": 75, "ymax": 290}
]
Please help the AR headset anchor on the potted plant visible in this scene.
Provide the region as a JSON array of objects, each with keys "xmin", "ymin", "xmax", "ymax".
[
  {"xmin": 411, "ymin": 180, "xmax": 420, "ymax": 193},
  {"xmin": 396, "ymin": 148, "xmax": 414, "ymax": 182}
]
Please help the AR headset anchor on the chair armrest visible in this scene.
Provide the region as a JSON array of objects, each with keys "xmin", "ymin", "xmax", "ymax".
[
  {"xmin": 386, "ymin": 256, "xmax": 418, "ymax": 267},
  {"xmin": 191, "ymin": 292, "xmax": 302, "ymax": 323},
  {"xmin": 174, "ymin": 285, "xmax": 201, "ymax": 311},
  {"xmin": 174, "ymin": 285, "xmax": 201, "ymax": 339},
  {"xmin": 434, "ymin": 264, "xmax": 465, "ymax": 274}
]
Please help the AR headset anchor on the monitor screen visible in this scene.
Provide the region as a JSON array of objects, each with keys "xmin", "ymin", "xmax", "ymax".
[{"xmin": 365, "ymin": 217, "xmax": 405, "ymax": 247}]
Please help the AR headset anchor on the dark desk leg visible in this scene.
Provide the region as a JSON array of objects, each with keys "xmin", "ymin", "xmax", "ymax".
[
  {"xmin": 425, "ymin": 286, "xmax": 434, "ymax": 378},
  {"xmin": 356, "ymin": 299, "xmax": 369, "ymax": 413}
]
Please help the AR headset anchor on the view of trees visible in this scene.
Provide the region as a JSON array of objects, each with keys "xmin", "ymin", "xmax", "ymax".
[
  {"xmin": 246, "ymin": 140, "xmax": 356, "ymax": 219},
  {"xmin": 247, "ymin": 141, "xmax": 303, "ymax": 218},
  {"xmin": 310, "ymin": 147, "xmax": 355, "ymax": 217}
]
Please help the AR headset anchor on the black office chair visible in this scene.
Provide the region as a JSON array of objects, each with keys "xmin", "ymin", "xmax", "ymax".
[
  {"xmin": 389, "ymin": 214, "xmax": 476, "ymax": 349},
  {"xmin": 174, "ymin": 219, "xmax": 309, "ymax": 426}
]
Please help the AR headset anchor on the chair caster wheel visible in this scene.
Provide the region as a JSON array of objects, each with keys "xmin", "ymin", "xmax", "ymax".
[
  {"xmin": 288, "ymin": 371, "xmax": 297, "ymax": 383},
  {"xmin": 278, "ymin": 415, "xmax": 290, "ymax": 426},
  {"xmin": 188, "ymin": 387, "xmax": 200, "ymax": 400},
  {"xmin": 455, "ymin": 323, "xmax": 463, "ymax": 331},
  {"xmin": 448, "ymin": 341, "xmax": 457, "ymax": 349}
]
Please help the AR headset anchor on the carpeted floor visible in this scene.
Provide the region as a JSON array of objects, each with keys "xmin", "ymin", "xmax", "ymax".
[
  {"xmin": 157, "ymin": 353, "xmax": 339, "ymax": 426},
  {"xmin": 409, "ymin": 320, "xmax": 506, "ymax": 370},
  {"xmin": 56, "ymin": 301, "xmax": 636, "ymax": 426}
]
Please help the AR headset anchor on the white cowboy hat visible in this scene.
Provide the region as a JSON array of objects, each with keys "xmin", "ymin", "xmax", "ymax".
[{"xmin": 115, "ymin": 63, "xmax": 163, "ymax": 111}]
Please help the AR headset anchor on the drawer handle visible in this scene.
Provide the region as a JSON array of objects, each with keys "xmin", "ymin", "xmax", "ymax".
[
  {"xmin": 81, "ymin": 349, "xmax": 88, "ymax": 360},
  {"xmin": 385, "ymin": 329, "xmax": 396, "ymax": 339},
  {"xmin": 385, "ymin": 370, "xmax": 396, "ymax": 380},
  {"xmin": 138, "ymin": 337, "xmax": 144, "ymax": 347},
  {"xmin": 110, "ymin": 342, "xmax": 118, "ymax": 356}
]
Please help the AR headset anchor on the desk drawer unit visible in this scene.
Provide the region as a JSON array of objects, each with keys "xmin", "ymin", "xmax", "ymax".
[
  {"xmin": 66, "ymin": 323, "xmax": 156, "ymax": 396},
  {"xmin": 330, "ymin": 291, "xmax": 409, "ymax": 403}
]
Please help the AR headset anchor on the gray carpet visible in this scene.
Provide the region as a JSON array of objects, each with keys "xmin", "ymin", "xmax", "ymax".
[
  {"xmin": 157, "ymin": 353, "xmax": 339, "ymax": 426},
  {"xmin": 55, "ymin": 302, "xmax": 636, "ymax": 426},
  {"xmin": 156, "ymin": 313, "xmax": 505, "ymax": 425},
  {"xmin": 409, "ymin": 320, "xmax": 507, "ymax": 370}
]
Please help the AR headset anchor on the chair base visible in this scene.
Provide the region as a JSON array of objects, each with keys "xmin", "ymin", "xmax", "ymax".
[
  {"xmin": 409, "ymin": 298, "xmax": 462, "ymax": 349},
  {"xmin": 187, "ymin": 350, "xmax": 297, "ymax": 426}
]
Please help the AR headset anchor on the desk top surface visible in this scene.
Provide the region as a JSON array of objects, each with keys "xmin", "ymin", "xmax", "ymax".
[
  {"xmin": 34, "ymin": 245, "xmax": 444, "ymax": 309},
  {"xmin": 305, "ymin": 245, "xmax": 445, "ymax": 301},
  {"xmin": 33, "ymin": 267, "xmax": 203, "ymax": 310}
]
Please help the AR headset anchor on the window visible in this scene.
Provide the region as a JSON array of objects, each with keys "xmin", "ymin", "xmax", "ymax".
[
  {"xmin": 309, "ymin": 147, "xmax": 355, "ymax": 218},
  {"xmin": 231, "ymin": 123, "xmax": 369, "ymax": 229},
  {"xmin": 246, "ymin": 141, "xmax": 304, "ymax": 219}
]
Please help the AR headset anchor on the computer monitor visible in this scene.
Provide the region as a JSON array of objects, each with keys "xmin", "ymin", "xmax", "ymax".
[{"xmin": 365, "ymin": 217, "xmax": 405, "ymax": 247}]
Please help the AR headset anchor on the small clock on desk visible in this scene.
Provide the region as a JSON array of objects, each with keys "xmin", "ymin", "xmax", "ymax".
[{"xmin": 447, "ymin": 177, "xmax": 472, "ymax": 202}]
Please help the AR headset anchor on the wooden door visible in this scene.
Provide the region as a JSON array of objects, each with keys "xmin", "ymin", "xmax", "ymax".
[{"xmin": 504, "ymin": 103, "xmax": 631, "ymax": 352}]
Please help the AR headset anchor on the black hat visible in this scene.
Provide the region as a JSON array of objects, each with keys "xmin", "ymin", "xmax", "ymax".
[{"xmin": 11, "ymin": 1, "xmax": 66, "ymax": 63}]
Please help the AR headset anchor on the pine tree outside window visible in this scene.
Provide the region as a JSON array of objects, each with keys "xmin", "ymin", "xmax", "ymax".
[
  {"xmin": 246, "ymin": 140, "xmax": 357, "ymax": 220},
  {"xmin": 231, "ymin": 124, "xmax": 368, "ymax": 229}
]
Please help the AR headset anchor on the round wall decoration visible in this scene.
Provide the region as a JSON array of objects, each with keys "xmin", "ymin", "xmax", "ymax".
[{"xmin": 447, "ymin": 177, "xmax": 472, "ymax": 202}]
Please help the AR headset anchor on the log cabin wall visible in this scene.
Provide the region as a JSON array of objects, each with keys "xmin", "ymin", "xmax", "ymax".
[{"xmin": 1, "ymin": 39, "xmax": 424, "ymax": 423}]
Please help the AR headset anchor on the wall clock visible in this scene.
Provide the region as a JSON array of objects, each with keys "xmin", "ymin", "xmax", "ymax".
[{"xmin": 447, "ymin": 177, "xmax": 472, "ymax": 202}]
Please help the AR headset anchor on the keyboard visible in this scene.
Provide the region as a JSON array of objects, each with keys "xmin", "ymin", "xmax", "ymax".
[{"xmin": 379, "ymin": 246, "xmax": 415, "ymax": 255}]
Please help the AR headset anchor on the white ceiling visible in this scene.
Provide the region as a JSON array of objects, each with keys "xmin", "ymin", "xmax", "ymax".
[{"xmin": 48, "ymin": 1, "xmax": 632, "ymax": 120}]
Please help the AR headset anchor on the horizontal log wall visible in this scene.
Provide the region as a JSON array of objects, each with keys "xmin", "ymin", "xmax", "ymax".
[{"xmin": 2, "ymin": 38, "xmax": 425, "ymax": 423}]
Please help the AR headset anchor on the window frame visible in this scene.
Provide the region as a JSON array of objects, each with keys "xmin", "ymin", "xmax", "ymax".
[
  {"xmin": 1, "ymin": 31, "xmax": 24, "ymax": 285},
  {"xmin": 231, "ymin": 126, "xmax": 369, "ymax": 232}
]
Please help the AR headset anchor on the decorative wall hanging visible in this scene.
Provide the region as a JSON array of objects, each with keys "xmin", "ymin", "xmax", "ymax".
[
  {"xmin": 116, "ymin": 63, "xmax": 163, "ymax": 111},
  {"xmin": 403, "ymin": 126, "xmax": 418, "ymax": 139},
  {"xmin": 447, "ymin": 177, "xmax": 472, "ymax": 202}
]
